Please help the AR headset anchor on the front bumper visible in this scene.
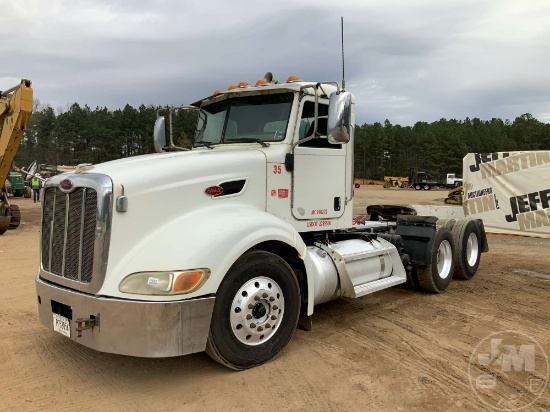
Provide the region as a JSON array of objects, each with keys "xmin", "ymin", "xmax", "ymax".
[{"xmin": 35, "ymin": 275, "xmax": 215, "ymax": 357}]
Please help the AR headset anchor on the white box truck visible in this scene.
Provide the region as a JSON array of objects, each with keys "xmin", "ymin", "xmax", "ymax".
[{"xmin": 36, "ymin": 74, "xmax": 488, "ymax": 369}]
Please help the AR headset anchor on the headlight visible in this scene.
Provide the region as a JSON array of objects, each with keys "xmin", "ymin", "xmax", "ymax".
[{"xmin": 119, "ymin": 269, "xmax": 209, "ymax": 295}]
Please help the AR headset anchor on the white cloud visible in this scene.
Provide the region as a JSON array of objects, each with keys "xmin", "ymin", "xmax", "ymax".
[{"xmin": 1, "ymin": 0, "xmax": 549, "ymax": 125}]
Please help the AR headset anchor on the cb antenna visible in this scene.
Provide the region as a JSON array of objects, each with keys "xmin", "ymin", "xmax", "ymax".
[{"xmin": 341, "ymin": 16, "xmax": 345, "ymax": 91}]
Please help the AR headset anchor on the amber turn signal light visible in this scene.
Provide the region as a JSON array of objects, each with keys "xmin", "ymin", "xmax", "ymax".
[{"xmin": 173, "ymin": 271, "xmax": 206, "ymax": 293}]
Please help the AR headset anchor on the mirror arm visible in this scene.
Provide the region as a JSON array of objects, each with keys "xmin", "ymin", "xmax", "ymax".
[
  {"xmin": 167, "ymin": 110, "xmax": 189, "ymax": 151},
  {"xmin": 157, "ymin": 105, "xmax": 200, "ymax": 152},
  {"xmin": 291, "ymin": 82, "xmax": 323, "ymax": 152}
]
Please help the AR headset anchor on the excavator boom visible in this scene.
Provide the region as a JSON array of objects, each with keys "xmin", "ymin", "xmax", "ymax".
[
  {"xmin": 0, "ymin": 79, "xmax": 33, "ymax": 235},
  {"xmin": 0, "ymin": 79, "xmax": 33, "ymax": 186}
]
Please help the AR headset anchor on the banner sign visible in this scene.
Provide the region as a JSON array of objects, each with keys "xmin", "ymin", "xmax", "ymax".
[{"xmin": 463, "ymin": 151, "xmax": 550, "ymax": 238}]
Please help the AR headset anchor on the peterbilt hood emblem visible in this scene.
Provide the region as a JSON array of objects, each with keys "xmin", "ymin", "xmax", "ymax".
[
  {"xmin": 60, "ymin": 179, "xmax": 73, "ymax": 191},
  {"xmin": 205, "ymin": 186, "xmax": 224, "ymax": 196}
]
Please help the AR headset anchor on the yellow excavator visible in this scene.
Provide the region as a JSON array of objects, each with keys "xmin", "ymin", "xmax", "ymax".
[
  {"xmin": 0, "ymin": 79, "xmax": 33, "ymax": 235},
  {"xmin": 444, "ymin": 185, "xmax": 463, "ymax": 205}
]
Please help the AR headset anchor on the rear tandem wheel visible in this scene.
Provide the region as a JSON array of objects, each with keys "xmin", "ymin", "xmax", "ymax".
[
  {"xmin": 415, "ymin": 227, "xmax": 455, "ymax": 293},
  {"xmin": 452, "ymin": 219, "xmax": 482, "ymax": 280}
]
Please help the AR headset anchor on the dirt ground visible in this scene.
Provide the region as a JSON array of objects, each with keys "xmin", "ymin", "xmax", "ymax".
[{"xmin": 1, "ymin": 185, "xmax": 549, "ymax": 411}]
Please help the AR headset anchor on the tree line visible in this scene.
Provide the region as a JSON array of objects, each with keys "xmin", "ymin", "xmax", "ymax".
[
  {"xmin": 14, "ymin": 101, "xmax": 550, "ymax": 181},
  {"xmin": 354, "ymin": 115, "xmax": 550, "ymax": 181}
]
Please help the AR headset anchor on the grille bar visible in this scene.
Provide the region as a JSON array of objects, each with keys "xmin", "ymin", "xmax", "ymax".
[
  {"xmin": 42, "ymin": 187, "xmax": 98, "ymax": 283},
  {"xmin": 61, "ymin": 192, "xmax": 69, "ymax": 276},
  {"xmin": 78, "ymin": 188, "xmax": 87, "ymax": 279}
]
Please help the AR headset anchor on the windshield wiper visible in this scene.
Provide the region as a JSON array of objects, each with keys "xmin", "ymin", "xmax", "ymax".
[
  {"xmin": 194, "ymin": 141, "xmax": 215, "ymax": 149},
  {"xmin": 227, "ymin": 138, "xmax": 270, "ymax": 147}
]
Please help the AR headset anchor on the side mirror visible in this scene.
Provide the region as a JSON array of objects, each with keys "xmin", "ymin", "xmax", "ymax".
[
  {"xmin": 153, "ymin": 116, "xmax": 167, "ymax": 153},
  {"xmin": 327, "ymin": 91, "xmax": 352, "ymax": 144}
]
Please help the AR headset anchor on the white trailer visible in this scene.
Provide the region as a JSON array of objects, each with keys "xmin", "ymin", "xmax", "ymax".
[{"xmin": 35, "ymin": 75, "xmax": 488, "ymax": 369}]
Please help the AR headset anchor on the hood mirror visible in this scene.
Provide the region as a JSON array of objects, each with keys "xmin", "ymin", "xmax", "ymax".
[{"xmin": 153, "ymin": 116, "xmax": 167, "ymax": 153}]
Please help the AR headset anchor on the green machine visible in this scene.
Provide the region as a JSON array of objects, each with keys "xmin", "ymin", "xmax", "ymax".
[{"xmin": 7, "ymin": 168, "xmax": 31, "ymax": 198}]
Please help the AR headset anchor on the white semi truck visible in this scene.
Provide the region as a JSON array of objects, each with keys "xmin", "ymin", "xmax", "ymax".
[{"xmin": 35, "ymin": 75, "xmax": 488, "ymax": 369}]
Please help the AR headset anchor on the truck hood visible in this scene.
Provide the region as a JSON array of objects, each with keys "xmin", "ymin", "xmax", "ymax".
[
  {"xmin": 94, "ymin": 148, "xmax": 268, "ymax": 288},
  {"xmin": 87, "ymin": 149, "xmax": 267, "ymax": 200}
]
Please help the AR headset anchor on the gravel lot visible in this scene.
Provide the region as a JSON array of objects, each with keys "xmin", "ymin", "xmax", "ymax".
[{"xmin": 1, "ymin": 185, "xmax": 549, "ymax": 411}]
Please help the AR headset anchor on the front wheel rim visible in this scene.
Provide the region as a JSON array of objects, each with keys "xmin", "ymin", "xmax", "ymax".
[
  {"xmin": 437, "ymin": 240, "xmax": 453, "ymax": 279},
  {"xmin": 230, "ymin": 276, "xmax": 284, "ymax": 346},
  {"xmin": 466, "ymin": 232, "xmax": 479, "ymax": 267}
]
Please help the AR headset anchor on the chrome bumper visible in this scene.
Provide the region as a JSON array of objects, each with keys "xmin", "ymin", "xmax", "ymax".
[{"xmin": 35, "ymin": 275, "xmax": 215, "ymax": 358}]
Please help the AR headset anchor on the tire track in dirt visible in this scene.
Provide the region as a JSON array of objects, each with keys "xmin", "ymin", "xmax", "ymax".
[{"xmin": 2, "ymin": 191, "xmax": 550, "ymax": 411}]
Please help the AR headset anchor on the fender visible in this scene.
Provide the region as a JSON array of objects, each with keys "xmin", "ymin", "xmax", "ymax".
[{"xmin": 100, "ymin": 205, "xmax": 316, "ymax": 312}]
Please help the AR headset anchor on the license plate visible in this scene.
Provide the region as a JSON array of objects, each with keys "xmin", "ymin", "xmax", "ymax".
[{"xmin": 53, "ymin": 313, "xmax": 71, "ymax": 337}]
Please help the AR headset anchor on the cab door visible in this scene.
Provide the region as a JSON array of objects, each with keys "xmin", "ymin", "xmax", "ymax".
[{"xmin": 291, "ymin": 100, "xmax": 347, "ymax": 220}]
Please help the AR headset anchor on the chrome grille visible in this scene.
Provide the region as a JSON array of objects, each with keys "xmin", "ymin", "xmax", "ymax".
[{"xmin": 42, "ymin": 187, "xmax": 97, "ymax": 283}]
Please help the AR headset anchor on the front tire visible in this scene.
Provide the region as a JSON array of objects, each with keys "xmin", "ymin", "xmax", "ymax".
[
  {"xmin": 206, "ymin": 250, "xmax": 300, "ymax": 370},
  {"xmin": 423, "ymin": 184, "xmax": 431, "ymax": 190},
  {"xmin": 414, "ymin": 184, "xmax": 422, "ymax": 190},
  {"xmin": 416, "ymin": 227, "xmax": 455, "ymax": 293}
]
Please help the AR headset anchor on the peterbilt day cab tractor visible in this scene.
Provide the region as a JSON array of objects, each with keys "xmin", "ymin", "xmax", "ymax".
[{"xmin": 35, "ymin": 74, "xmax": 488, "ymax": 370}]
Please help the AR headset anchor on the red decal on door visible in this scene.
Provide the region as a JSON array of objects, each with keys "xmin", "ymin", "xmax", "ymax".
[
  {"xmin": 278, "ymin": 189, "xmax": 288, "ymax": 198},
  {"xmin": 311, "ymin": 209, "xmax": 327, "ymax": 215},
  {"xmin": 271, "ymin": 189, "xmax": 277, "ymax": 197}
]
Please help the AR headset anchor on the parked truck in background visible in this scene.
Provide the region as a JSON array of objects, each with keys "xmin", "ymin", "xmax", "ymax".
[
  {"xmin": 445, "ymin": 173, "xmax": 463, "ymax": 188},
  {"xmin": 35, "ymin": 74, "xmax": 488, "ymax": 369},
  {"xmin": 411, "ymin": 171, "xmax": 463, "ymax": 190},
  {"xmin": 0, "ymin": 79, "xmax": 33, "ymax": 234}
]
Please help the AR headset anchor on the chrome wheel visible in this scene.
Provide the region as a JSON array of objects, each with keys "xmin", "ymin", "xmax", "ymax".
[
  {"xmin": 466, "ymin": 232, "xmax": 479, "ymax": 267},
  {"xmin": 230, "ymin": 276, "xmax": 284, "ymax": 346},
  {"xmin": 436, "ymin": 240, "xmax": 453, "ymax": 279}
]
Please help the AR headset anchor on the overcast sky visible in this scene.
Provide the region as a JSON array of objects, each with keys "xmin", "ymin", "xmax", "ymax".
[{"xmin": 2, "ymin": 0, "xmax": 550, "ymax": 125}]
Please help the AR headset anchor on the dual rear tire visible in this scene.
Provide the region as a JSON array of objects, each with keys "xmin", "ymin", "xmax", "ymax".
[
  {"xmin": 415, "ymin": 227, "xmax": 455, "ymax": 293},
  {"xmin": 409, "ymin": 219, "xmax": 483, "ymax": 293},
  {"xmin": 452, "ymin": 220, "xmax": 481, "ymax": 280}
]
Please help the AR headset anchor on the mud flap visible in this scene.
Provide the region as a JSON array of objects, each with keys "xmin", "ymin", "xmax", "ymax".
[
  {"xmin": 473, "ymin": 218, "xmax": 489, "ymax": 253},
  {"xmin": 395, "ymin": 215, "xmax": 438, "ymax": 266}
]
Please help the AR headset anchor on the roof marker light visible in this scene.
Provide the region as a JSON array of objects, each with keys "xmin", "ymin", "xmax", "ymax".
[
  {"xmin": 287, "ymin": 75, "xmax": 302, "ymax": 83},
  {"xmin": 238, "ymin": 81, "xmax": 251, "ymax": 88},
  {"xmin": 256, "ymin": 79, "xmax": 269, "ymax": 86},
  {"xmin": 228, "ymin": 85, "xmax": 238, "ymax": 90},
  {"xmin": 213, "ymin": 90, "xmax": 223, "ymax": 95}
]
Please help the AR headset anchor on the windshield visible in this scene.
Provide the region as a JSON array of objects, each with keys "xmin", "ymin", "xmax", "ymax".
[{"xmin": 194, "ymin": 92, "xmax": 294, "ymax": 147}]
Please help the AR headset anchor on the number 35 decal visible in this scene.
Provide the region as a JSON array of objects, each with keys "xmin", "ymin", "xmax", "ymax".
[{"xmin": 273, "ymin": 165, "xmax": 282, "ymax": 174}]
